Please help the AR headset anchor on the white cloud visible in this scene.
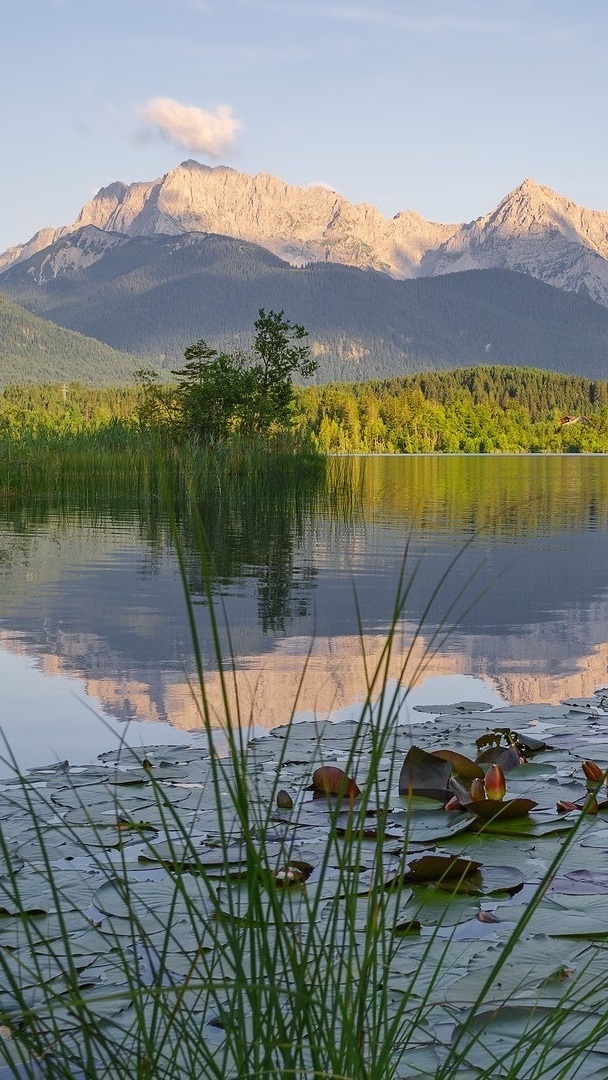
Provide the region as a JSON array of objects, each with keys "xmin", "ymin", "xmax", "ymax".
[
  {"xmin": 141, "ymin": 97, "xmax": 241, "ymax": 156},
  {"xmin": 308, "ymin": 180, "xmax": 340, "ymax": 194}
]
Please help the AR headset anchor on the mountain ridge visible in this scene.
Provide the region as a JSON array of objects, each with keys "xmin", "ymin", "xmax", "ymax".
[
  {"xmin": 3, "ymin": 162, "xmax": 608, "ymax": 308},
  {"xmin": 3, "ymin": 164, "xmax": 608, "ymax": 384}
]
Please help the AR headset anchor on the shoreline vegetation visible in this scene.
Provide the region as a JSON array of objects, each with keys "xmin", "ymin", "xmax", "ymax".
[{"xmin": 1, "ymin": 365, "xmax": 608, "ymax": 459}]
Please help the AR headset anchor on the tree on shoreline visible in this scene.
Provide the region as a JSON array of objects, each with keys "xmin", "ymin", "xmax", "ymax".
[
  {"xmin": 172, "ymin": 341, "xmax": 246, "ymax": 443},
  {"xmin": 240, "ymin": 308, "xmax": 316, "ymax": 436},
  {"xmin": 169, "ymin": 308, "xmax": 316, "ymax": 443}
]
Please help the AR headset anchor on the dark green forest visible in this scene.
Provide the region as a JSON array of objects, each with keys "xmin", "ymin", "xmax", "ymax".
[
  {"xmin": 4, "ymin": 232, "xmax": 608, "ymax": 381},
  {"xmin": 300, "ymin": 365, "xmax": 608, "ymax": 453},
  {"xmin": 0, "ymin": 291, "xmax": 138, "ymax": 386}
]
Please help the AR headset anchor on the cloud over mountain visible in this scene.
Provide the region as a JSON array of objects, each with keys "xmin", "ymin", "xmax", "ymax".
[{"xmin": 141, "ymin": 98, "xmax": 241, "ymax": 156}]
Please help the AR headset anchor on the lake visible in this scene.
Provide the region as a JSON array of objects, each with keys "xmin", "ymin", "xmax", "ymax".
[{"xmin": 1, "ymin": 453, "xmax": 608, "ymax": 774}]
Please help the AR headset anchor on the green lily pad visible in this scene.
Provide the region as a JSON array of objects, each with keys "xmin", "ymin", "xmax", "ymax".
[{"xmin": 387, "ymin": 809, "xmax": 477, "ymax": 843}]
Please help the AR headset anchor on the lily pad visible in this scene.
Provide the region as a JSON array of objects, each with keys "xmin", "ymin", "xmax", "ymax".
[
  {"xmin": 391, "ymin": 852, "xmax": 482, "ymax": 886},
  {"xmin": 467, "ymin": 797, "xmax": 538, "ymax": 821},
  {"xmin": 476, "ymin": 745, "xmax": 521, "ymax": 772},
  {"xmin": 310, "ymin": 766, "xmax": 361, "ymax": 799},
  {"xmin": 430, "ymin": 749, "xmax": 484, "ymax": 781},
  {"xmin": 398, "ymin": 746, "xmax": 452, "ymax": 800},
  {"xmin": 387, "ymin": 809, "xmax": 477, "ymax": 844}
]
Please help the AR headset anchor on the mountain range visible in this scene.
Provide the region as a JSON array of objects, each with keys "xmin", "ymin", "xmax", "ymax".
[{"xmin": 2, "ymin": 160, "xmax": 608, "ymax": 383}]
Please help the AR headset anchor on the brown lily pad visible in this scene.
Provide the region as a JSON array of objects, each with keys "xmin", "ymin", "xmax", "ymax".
[
  {"xmin": 401, "ymin": 853, "xmax": 482, "ymax": 885},
  {"xmin": 467, "ymin": 797, "xmax": 537, "ymax": 821},
  {"xmin": 311, "ymin": 766, "xmax": 361, "ymax": 799},
  {"xmin": 398, "ymin": 746, "xmax": 452, "ymax": 801},
  {"xmin": 476, "ymin": 745, "xmax": 521, "ymax": 772}
]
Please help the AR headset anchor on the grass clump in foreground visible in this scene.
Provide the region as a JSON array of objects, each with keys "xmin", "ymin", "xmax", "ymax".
[{"xmin": 0, "ymin": 546, "xmax": 608, "ymax": 1077}]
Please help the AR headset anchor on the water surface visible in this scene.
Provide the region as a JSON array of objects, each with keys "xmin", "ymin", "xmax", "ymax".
[{"xmin": 1, "ymin": 455, "xmax": 607, "ymax": 771}]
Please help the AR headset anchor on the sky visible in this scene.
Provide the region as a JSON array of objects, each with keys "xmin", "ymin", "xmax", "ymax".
[{"xmin": 1, "ymin": 0, "xmax": 607, "ymax": 253}]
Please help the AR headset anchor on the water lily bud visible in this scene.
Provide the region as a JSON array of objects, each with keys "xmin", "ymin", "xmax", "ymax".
[
  {"xmin": 469, "ymin": 778, "xmax": 486, "ymax": 801},
  {"xmin": 444, "ymin": 795, "xmax": 461, "ymax": 811},
  {"xmin": 276, "ymin": 789, "xmax": 294, "ymax": 810},
  {"xmin": 477, "ymin": 910, "xmax": 500, "ymax": 924},
  {"xmin": 484, "ymin": 764, "xmax": 506, "ymax": 801},
  {"xmin": 582, "ymin": 760, "xmax": 604, "ymax": 783}
]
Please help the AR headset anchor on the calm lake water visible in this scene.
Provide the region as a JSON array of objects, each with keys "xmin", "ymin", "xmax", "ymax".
[{"xmin": 1, "ymin": 454, "xmax": 608, "ymax": 773}]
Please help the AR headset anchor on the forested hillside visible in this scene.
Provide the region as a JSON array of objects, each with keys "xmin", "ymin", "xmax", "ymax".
[
  {"xmin": 4, "ymin": 230, "xmax": 608, "ymax": 381},
  {"xmin": 369, "ymin": 366, "xmax": 608, "ymax": 420},
  {"xmin": 299, "ymin": 366, "xmax": 608, "ymax": 453},
  {"xmin": 0, "ymin": 291, "xmax": 139, "ymax": 386}
]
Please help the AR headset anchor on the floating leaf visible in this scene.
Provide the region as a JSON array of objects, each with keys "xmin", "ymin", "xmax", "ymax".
[
  {"xmin": 513, "ymin": 732, "xmax": 551, "ymax": 754},
  {"xmin": 413, "ymin": 701, "xmax": 493, "ymax": 715},
  {"xmin": 467, "ymin": 798, "xmax": 537, "ymax": 821},
  {"xmin": 463, "ymin": 864, "xmax": 525, "ymax": 897},
  {"xmin": 476, "ymin": 745, "xmax": 521, "ymax": 772},
  {"xmin": 398, "ymin": 746, "xmax": 452, "ymax": 801},
  {"xmin": 430, "ymin": 750, "xmax": 484, "ymax": 782},
  {"xmin": 311, "ymin": 766, "xmax": 360, "ymax": 799},
  {"xmin": 139, "ymin": 839, "xmax": 248, "ymax": 871},
  {"xmin": 387, "ymin": 809, "xmax": 477, "ymax": 844},
  {"xmin": 397, "ymin": 852, "xmax": 482, "ymax": 886},
  {"xmin": 548, "ymin": 870, "xmax": 608, "ymax": 896}
]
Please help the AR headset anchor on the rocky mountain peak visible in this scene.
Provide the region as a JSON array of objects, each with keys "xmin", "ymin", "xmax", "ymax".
[
  {"xmin": 0, "ymin": 161, "xmax": 453, "ymax": 279},
  {"xmin": 418, "ymin": 177, "xmax": 608, "ymax": 307},
  {"xmin": 487, "ymin": 178, "xmax": 608, "ymax": 250},
  {"xmin": 3, "ymin": 164, "xmax": 608, "ymax": 307}
]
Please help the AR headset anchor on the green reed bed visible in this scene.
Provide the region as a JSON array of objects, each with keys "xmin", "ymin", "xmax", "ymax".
[{"xmin": 0, "ymin": 427, "xmax": 326, "ymax": 517}]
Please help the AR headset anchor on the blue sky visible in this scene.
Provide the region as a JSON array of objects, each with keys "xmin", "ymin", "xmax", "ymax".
[{"xmin": 1, "ymin": 0, "xmax": 606, "ymax": 252}]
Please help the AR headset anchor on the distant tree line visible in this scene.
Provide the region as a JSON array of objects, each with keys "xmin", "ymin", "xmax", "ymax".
[
  {"xmin": 298, "ymin": 366, "xmax": 608, "ymax": 453},
  {"xmin": 3, "ymin": 356, "xmax": 608, "ymax": 454}
]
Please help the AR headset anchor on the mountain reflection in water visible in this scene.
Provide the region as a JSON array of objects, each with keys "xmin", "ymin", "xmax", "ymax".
[{"xmin": 1, "ymin": 455, "xmax": 608, "ymax": 765}]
